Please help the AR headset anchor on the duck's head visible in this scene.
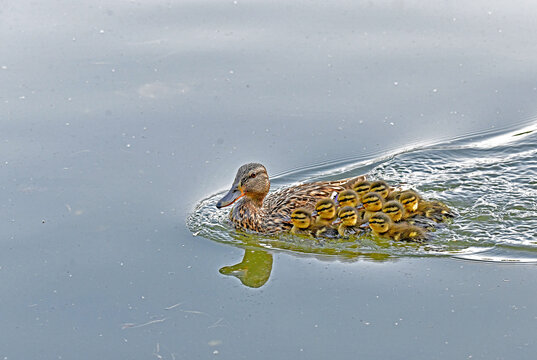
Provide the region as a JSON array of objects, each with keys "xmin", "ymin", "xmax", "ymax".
[
  {"xmin": 338, "ymin": 206, "xmax": 359, "ymax": 226},
  {"xmin": 382, "ymin": 200, "xmax": 404, "ymax": 222},
  {"xmin": 399, "ymin": 191, "xmax": 419, "ymax": 213},
  {"xmin": 369, "ymin": 212, "xmax": 392, "ymax": 234},
  {"xmin": 337, "ymin": 189, "xmax": 359, "ymax": 208},
  {"xmin": 362, "ymin": 192, "xmax": 383, "ymax": 212},
  {"xmin": 291, "ymin": 208, "xmax": 312, "ymax": 229},
  {"xmin": 216, "ymin": 163, "xmax": 270, "ymax": 208},
  {"xmin": 369, "ymin": 180, "xmax": 390, "ymax": 200},
  {"xmin": 352, "ymin": 180, "xmax": 371, "ymax": 200},
  {"xmin": 315, "ymin": 198, "xmax": 337, "ymax": 219}
]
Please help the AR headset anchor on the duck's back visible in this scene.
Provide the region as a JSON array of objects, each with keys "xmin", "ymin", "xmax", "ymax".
[
  {"xmin": 390, "ymin": 223, "xmax": 427, "ymax": 242},
  {"xmin": 265, "ymin": 177, "xmax": 363, "ymax": 216}
]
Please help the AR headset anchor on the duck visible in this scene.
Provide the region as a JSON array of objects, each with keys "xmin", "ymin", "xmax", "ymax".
[
  {"xmin": 361, "ymin": 192, "xmax": 384, "ymax": 221},
  {"xmin": 382, "ymin": 200, "xmax": 405, "ymax": 222},
  {"xmin": 398, "ymin": 190, "xmax": 454, "ymax": 222},
  {"xmin": 368, "ymin": 212, "xmax": 428, "ymax": 242},
  {"xmin": 313, "ymin": 198, "xmax": 340, "ymax": 238},
  {"xmin": 290, "ymin": 208, "xmax": 315, "ymax": 236},
  {"xmin": 337, "ymin": 189, "xmax": 360, "ymax": 208},
  {"xmin": 337, "ymin": 206, "xmax": 364, "ymax": 237},
  {"xmin": 351, "ymin": 180, "xmax": 371, "ymax": 201},
  {"xmin": 313, "ymin": 198, "xmax": 338, "ymax": 227},
  {"xmin": 216, "ymin": 163, "xmax": 365, "ymax": 234},
  {"xmin": 368, "ymin": 180, "xmax": 392, "ymax": 200},
  {"xmin": 382, "ymin": 199, "xmax": 435, "ymax": 230}
]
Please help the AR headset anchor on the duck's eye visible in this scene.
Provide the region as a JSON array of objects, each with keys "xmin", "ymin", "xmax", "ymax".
[{"xmin": 250, "ymin": 173, "xmax": 256, "ymax": 179}]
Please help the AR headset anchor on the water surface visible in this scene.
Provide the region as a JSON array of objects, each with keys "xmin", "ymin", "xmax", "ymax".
[{"xmin": 2, "ymin": 0, "xmax": 537, "ymax": 359}]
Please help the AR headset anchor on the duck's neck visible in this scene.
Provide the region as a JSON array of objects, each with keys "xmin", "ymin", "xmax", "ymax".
[
  {"xmin": 245, "ymin": 193, "xmax": 265, "ymax": 208},
  {"xmin": 229, "ymin": 196, "xmax": 267, "ymax": 232}
]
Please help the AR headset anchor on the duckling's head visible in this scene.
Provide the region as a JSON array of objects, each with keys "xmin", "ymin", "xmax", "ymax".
[
  {"xmin": 369, "ymin": 180, "xmax": 390, "ymax": 200},
  {"xmin": 382, "ymin": 200, "xmax": 404, "ymax": 222},
  {"xmin": 338, "ymin": 206, "xmax": 359, "ymax": 226},
  {"xmin": 291, "ymin": 208, "xmax": 312, "ymax": 229},
  {"xmin": 352, "ymin": 180, "xmax": 371, "ymax": 199},
  {"xmin": 399, "ymin": 191, "xmax": 419, "ymax": 213},
  {"xmin": 337, "ymin": 189, "xmax": 359, "ymax": 208},
  {"xmin": 368, "ymin": 212, "xmax": 392, "ymax": 234},
  {"xmin": 315, "ymin": 198, "xmax": 337, "ymax": 219},
  {"xmin": 216, "ymin": 163, "xmax": 270, "ymax": 208},
  {"xmin": 361, "ymin": 192, "xmax": 384, "ymax": 212}
]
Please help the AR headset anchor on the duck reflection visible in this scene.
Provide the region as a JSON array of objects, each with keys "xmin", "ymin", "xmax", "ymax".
[
  {"xmin": 219, "ymin": 245, "xmax": 392, "ymax": 289},
  {"xmin": 219, "ymin": 249, "xmax": 273, "ymax": 288}
]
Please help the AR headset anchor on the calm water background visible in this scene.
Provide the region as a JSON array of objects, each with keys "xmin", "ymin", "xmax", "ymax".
[{"xmin": 2, "ymin": 0, "xmax": 537, "ymax": 359}]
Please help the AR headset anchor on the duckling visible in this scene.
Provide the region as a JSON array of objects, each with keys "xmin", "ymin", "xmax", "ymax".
[
  {"xmin": 337, "ymin": 189, "xmax": 360, "ymax": 208},
  {"xmin": 398, "ymin": 190, "xmax": 454, "ymax": 222},
  {"xmin": 313, "ymin": 198, "xmax": 338, "ymax": 227},
  {"xmin": 352, "ymin": 180, "xmax": 371, "ymax": 201},
  {"xmin": 361, "ymin": 192, "xmax": 384, "ymax": 221},
  {"xmin": 369, "ymin": 180, "xmax": 392, "ymax": 200},
  {"xmin": 368, "ymin": 212, "xmax": 427, "ymax": 242},
  {"xmin": 313, "ymin": 198, "xmax": 340, "ymax": 238},
  {"xmin": 382, "ymin": 200, "xmax": 405, "ymax": 222},
  {"xmin": 216, "ymin": 163, "xmax": 365, "ymax": 234},
  {"xmin": 337, "ymin": 206, "xmax": 363, "ymax": 237},
  {"xmin": 382, "ymin": 199, "xmax": 435, "ymax": 230},
  {"xmin": 290, "ymin": 208, "xmax": 314, "ymax": 236}
]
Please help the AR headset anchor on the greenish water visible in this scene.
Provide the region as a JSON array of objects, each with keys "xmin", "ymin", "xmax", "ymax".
[{"xmin": 189, "ymin": 121, "xmax": 537, "ymax": 275}]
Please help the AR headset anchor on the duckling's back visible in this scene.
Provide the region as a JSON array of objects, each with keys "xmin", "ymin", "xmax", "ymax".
[{"xmin": 389, "ymin": 223, "xmax": 428, "ymax": 242}]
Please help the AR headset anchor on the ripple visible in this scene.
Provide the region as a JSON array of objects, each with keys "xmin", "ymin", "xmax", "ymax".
[{"xmin": 188, "ymin": 120, "xmax": 537, "ymax": 263}]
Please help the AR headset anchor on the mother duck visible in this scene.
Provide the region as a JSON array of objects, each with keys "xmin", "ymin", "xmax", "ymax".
[{"xmin": 216, "ymin": 163, "xmax": 364, "ymax": 234}]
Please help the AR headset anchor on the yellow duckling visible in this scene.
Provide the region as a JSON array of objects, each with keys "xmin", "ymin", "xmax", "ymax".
[
  {"xmin": 368, "ymin": 212, "xmax": 427, "ymax": 242},
  {"xmin": 382, "ymin": 200, "xmax": 404, "ymax": 222},
  {"xmin": 216, "ymin": 163, "xmax": 365, "ymax": 233},
  {"xmin": 352, "ymin": 180, "xmax": 371, "ymax": 201},
  {"xmin": 313, "ymin": 198, "xmax": 340, "ymax": 238},
  {"xmin": 361, "ymin": 192, "xmax": 384, "ymax": 221},
  {"xmin": 369, "ymin": 180, "xmax": 392, "ymax": 200},
  {"xmin": 382, "ymin": 200, "xmax": 434, "ymax": 230},
  {"xmin": 314, "ymin": 198, "xmax": 338, "ymax": 227},
  {"xmin": 398, "ymin": 190, "xmax": 453, "ymax": 222},
  {"xmin": 337, "ymin": 189, "xmax": 360, "ymax": 208},
  {"xmin": 337, "ymin": 206, "xmax": 363, "ymax": 237},
  {"xmin": 290, "ymin": 208, "xmax": 314, "ymax": 236}
]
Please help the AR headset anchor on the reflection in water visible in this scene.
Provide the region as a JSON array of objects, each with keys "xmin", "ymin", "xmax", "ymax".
[
  {"xmin": 220, "ymin": 249, "xmax": 273, "ymax": 288},
  {"xmin": 218, "ymin": 236, "xmax": 393, "ymax": 288},
  {"xmin": 189, "ymin": 121, "xmax": 537, "ymax": 275}
]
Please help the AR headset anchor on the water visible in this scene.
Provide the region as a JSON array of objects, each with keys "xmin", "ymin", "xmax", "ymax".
[
  {"xmin": 3, "ymin": 0, "xmax": 537, "ymax": 359},
  {"xmin": 189, "ymin": 121, "xmax": 537, "ymax": 267}
]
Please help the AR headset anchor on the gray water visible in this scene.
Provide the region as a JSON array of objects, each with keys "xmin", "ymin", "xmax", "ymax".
[{"xmin": 2, "ymin": 1, "xmax": 537, "ymax": 359}]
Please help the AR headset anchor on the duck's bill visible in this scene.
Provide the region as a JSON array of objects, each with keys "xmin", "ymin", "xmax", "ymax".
[{"xmin": 216, "ymin": 186, "xmax": 244, "ymax": 208}]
